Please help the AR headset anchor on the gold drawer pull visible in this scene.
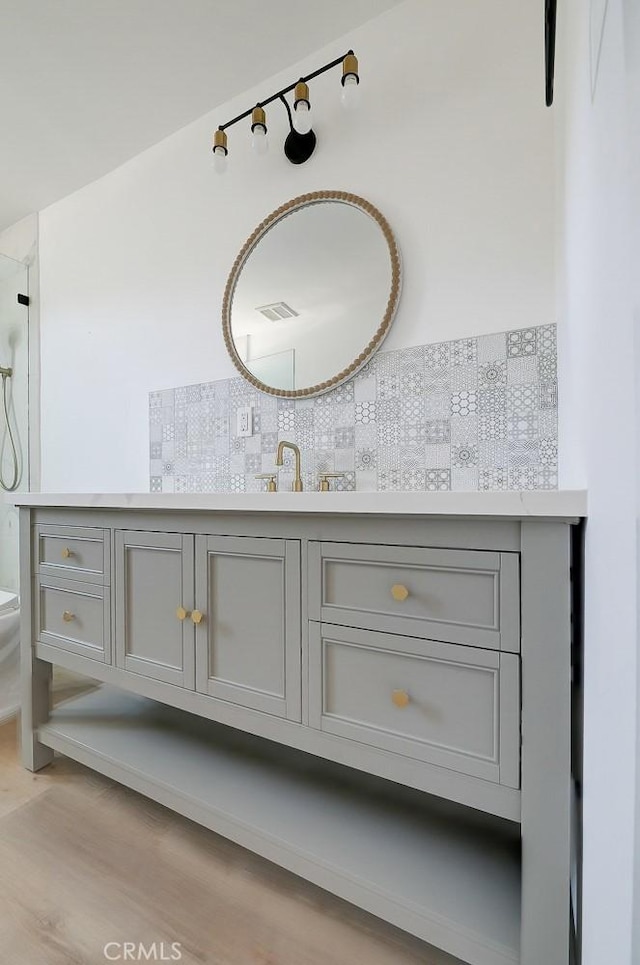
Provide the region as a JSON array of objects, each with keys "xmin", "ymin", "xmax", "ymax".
[
  {"xmin": 176, "ymin": 606, "xmax": 189, "ymax": 621},
  {"xmin": 392, "ymin": 689, "xmax": 410, "ymax": 709},
  {"xmin": 62, "ymin": 611, "xmax": 75, "ymax": 623},
  {"xmin": 391, "ymin": 583, "xmax": 409, "ymax": 602},
  {"xmin": 61, "ymin": 547, "xmax": 74, "ymax": 559},
  {"xmin": 191, "ymin": 610, "xmax": 204, "ymax": 625}
]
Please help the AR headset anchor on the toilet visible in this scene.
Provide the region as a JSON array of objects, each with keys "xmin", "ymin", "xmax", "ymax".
[{"xmin": 0, "ymin": 589, "xmax": 20, "ymax": 723}]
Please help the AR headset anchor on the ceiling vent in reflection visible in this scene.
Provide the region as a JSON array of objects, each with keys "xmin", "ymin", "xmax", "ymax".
[{"xmin": 256, "ymin": 302, "xmax": 299, "ymax": 322}]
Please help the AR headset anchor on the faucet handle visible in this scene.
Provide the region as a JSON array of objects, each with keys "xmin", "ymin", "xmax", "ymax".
[
  {"xmin": 255, "ymin": 474, "xmax": 278, "ymax": 492},
  {"xmin": 318, "ymin": 472, "xmax": 346, "ymax": 492}
]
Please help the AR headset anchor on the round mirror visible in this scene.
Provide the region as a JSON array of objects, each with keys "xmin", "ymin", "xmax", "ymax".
[{"xmin": 223, "ymin": 191, "xmax": 401, "ymax": 397}]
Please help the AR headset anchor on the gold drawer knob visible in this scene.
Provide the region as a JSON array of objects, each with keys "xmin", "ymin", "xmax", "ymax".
[
  {"xmin": 176, "ymin": 606, "xmax": 188, "ymax": 621},
  {"xmin": 61, "ymin": 547, "xmax": 74, "ymax": 559},
  {"xmin": 391, "ymin": 584, "xmax": 409, "ymax": 602},
  {"xmin": 62, "ymin": 611, "xmax": 75, "ymax": 623},
  {"xmin": 392, "ymin": 689, "xmax": 411, "ymax": 709},
  {"xmin": 191, "ymin": 610, "xmax": 204, "ymax": 625}
]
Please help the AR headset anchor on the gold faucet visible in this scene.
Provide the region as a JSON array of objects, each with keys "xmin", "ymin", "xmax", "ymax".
[{"xmin": 275, "ymin": 440, "xmax": 303, "ymax": 491}]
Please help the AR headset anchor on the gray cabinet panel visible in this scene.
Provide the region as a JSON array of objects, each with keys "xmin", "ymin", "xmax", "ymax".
[
  {"xmin": 308, "ymin": 542, "xmax": 520, "ymax": 651},
  {"xmin": 195, "ymin": 536, "xmax": 301, "ymax": 720},
  {"xmin": 35, "ymin": 524, "xmax": 110, "ymax": 585},
  {"xmin": 499, "ymin": 654, "xmax": 521, "ymax": 790},
  {"xmin": 115, "ymin": 530, "xmax": 195, "ymax": 688},
  {"xmin": 36, "ymin": 574, "xmax": 110, "ymax": 662},
  {"xmin": 519, "ymin": 521, "xmax": 572, "ymax": 965},
  {"xmin": 309, "ymin": 623, "xmax": 520, "ymax": 786},
  {"xmin": 499, "ymin": 555, "xmax": 520, "ymax": 655}
]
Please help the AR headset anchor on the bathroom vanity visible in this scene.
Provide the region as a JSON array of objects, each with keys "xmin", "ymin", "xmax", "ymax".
[{"xmin": 15, "ymin": 490, "xmax": 586, "ymax": 965}]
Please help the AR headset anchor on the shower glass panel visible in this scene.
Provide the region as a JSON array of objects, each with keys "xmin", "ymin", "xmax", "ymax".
[{"xmin": 0, "ymin": 253, "xmax": 29, "ymax": 593}]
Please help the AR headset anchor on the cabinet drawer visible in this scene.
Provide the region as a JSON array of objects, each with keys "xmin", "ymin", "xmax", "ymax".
[
  {"xmin": 35, "ymin": 524, "xmax": 110, "ymax": 584},
  {"xmin": 35, "ymin": 575, "xmax": 111, "ymax": 662},
  {"xmin": 309, "ymin": 542, "xmax": 519, "ymax": 651},
  {"xmin": 309, "ymin": 623, "xmax": 520, "ymax": 787}
]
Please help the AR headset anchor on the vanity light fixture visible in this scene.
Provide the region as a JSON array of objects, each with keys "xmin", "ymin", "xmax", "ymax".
[{"xmin": 212, "ymin": 50, "xmax": 360, "ymax": 172}]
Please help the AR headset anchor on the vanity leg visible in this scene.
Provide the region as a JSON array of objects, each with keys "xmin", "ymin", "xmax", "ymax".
[
  {"xmin": 21, "ymin": 658, "xmax": 53, "ymax": 771},
  {"xmin": 520, "ymin": 521, "xmax": 572, "ymax": 965},
  {"xmin": 19, "ymin": 507, "xmax": 53, "ymax": 772}
]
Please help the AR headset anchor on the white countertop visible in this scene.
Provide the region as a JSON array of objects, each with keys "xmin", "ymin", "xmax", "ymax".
[{"xmin": 9, "ymin": 490, "xmax": 587, "ymax": 518}]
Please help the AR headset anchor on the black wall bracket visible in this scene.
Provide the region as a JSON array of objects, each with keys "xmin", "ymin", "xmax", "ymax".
[
  {"xmin": 545, "ymin": 0, "xmax": 558, "ymax": 106},
  {"xmin": 17, "ymin": 293, "xmax": 29, "ymax": 306}
]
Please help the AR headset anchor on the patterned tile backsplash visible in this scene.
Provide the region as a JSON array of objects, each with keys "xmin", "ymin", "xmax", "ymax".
[{"xmin": 149, "ymin": 324, "xmax": 558, "ymax": 493}]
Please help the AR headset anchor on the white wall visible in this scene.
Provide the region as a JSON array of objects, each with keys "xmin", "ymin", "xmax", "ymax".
[
  {"xmin": 38, "ymin": 0, "xmax": 554, "ymax": 492},
  {"xmin": 556, "ymin": 1, "xmax": 639, "ymax": 962}
]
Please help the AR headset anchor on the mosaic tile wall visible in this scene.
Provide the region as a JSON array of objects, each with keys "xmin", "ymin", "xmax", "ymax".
[{"xmin": 149, "ymin": 324, "xmax": 558, "ymax": 493}]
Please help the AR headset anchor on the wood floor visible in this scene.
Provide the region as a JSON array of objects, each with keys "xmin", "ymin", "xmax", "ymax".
[{"xmin": 0, "ymin": 673, "xmax": 463, "ymax": 965}]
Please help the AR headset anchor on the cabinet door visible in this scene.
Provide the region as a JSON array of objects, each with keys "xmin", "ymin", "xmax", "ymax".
[
  {"xmin": 115, "ymin": 530, "xmax": 195, "ymax": 688},
  {"xmin": 195, "ymin": 536, "xmax": 301, "ymax": 720}
]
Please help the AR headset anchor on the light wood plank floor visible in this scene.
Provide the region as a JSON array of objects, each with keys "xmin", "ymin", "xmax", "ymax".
[{"xmin": 0, "ymin": 673, "xmax": 463, "ymax": 965}]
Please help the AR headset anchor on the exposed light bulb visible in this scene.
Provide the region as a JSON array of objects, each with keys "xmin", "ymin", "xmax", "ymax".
[
  {"xmin": 213, "ymin": 146, "xmax": 227, "ymax": 174},
  {"xmin": 251, "ymin": 126, "xmax": 269, "ymax": 155},
  {"xmin": 293, "ymin": 101, "xmax": 312, "ymax": 135},
  {"xmin": 341, "ymin": 74, "xmax": 360, "ymax": 110}
]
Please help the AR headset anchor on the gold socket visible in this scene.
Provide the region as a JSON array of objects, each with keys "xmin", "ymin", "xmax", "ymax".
[
  {"xmin": 251, "ymin": 106, "xmax": 266, "ymax": 130},
  {"xmin": 342, "ymin": 53, "xmax": 359, "ymax": 82},
  {"xmin": 213, "ymin": 129, "xmax": 228, "ymax": 153},
  {"xmin": 294, "ymin": 81, "xmax": 310, "ymax": 107}
]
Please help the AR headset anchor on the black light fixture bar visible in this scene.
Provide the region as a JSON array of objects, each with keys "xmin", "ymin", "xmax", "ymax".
[
  {"xmin": 218, "ymin": 50, "xmax": 354, "ymax": 132},
  {"xmin": 545, "ymin": 0, "xmax": 557, "ymax": 106}
]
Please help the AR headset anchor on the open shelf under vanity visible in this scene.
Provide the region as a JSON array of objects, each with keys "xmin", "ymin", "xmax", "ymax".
[{"xmin": 41, "ymin": 684, "xmax": 521, "ymax": 965}]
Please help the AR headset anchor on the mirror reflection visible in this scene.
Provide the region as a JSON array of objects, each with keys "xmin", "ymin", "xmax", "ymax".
[{"xmin": 225, "ymin": 195, "xmax": 400, "ymax": 396}]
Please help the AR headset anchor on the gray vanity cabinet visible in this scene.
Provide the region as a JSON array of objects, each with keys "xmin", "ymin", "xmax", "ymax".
[
  {"xmin": 194, "ymin": 536, "xmax": 301, "ymax": 721},
  {"xmin": 115, "ymin": 530, "xmax": 195, "ymax": 688},
  {"xmin": 19, "ymin": 499, "xmax": 585, "ymax": 965}
]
